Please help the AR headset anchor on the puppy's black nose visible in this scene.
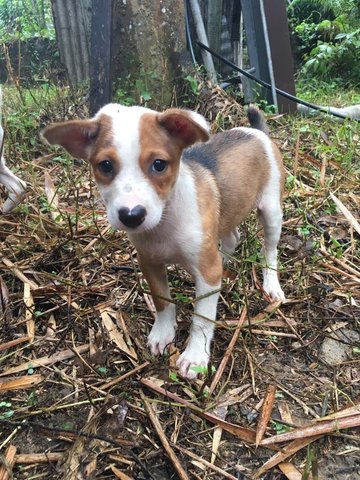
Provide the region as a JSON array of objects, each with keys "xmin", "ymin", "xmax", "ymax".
[{"xmin": 118, "ymin": 205, "xmax": 147, "ymax": 228}]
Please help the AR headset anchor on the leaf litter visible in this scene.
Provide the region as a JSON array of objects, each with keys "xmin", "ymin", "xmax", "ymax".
[{"xmin": 0, "ymin": 84, "xmax": 359, "ymax": 479}]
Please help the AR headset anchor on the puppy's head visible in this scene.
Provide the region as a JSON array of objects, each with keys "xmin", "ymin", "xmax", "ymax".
[{"xmin": 42, "ymin": 104, "xmax": 209, "ymax": 232}]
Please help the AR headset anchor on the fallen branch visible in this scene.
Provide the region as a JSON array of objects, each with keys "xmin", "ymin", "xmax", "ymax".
[
  {"xmin": 0, "ymin": 344, "xmax": 90, "ymax": 376},
  {"xmin": 0, "ymin": 445, "xmax": 16, "ymax": 480},
  {"xmin": 141, "ymin": 378, "xmax": 256, "ymax": 444},
  {"xmin": 14, "ymin": 452, "xmax": 63, "ymax": 464},
  {"xmin": 260, "ymin": 414, "xmax": 360, "ymax": 445},
  {"xmin": 253, "ymin": 436, "xmax": 322, "ymax": 478},
  {"xmin": 209, "ymin": 306, "xmax": 247, "ymax": 394},
  {"xmin": 173, "ymin": 444, "xmax": 239, "ymax": 480},
  {"xmin": 256, "ymin": 384, "xmax": 276, "ymax": 447},
  {"xmin": 141, "ymin": 392, "xmax": 189, "ymax": 480}
]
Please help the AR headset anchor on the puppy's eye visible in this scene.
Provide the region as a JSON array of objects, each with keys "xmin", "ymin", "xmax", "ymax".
[
  {"xmin": 151, "ymin": 159, "xmax": 167, "ymax": 173},
  {"xmin": 98, "ymin": 160, "xmax": 113, "ymax": 174}
]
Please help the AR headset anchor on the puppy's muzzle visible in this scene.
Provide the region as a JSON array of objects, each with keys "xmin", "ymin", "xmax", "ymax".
[{"xmin": 118, "ymin": 205, "xmax": 147, "ymax": 228}]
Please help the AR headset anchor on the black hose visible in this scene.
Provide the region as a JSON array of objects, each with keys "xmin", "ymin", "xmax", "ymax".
[{"xmin": 197, "ymin": 40, "xmax": 359, "ymax": 122}]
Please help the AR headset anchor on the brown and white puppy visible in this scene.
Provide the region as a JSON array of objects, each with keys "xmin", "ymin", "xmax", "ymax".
[
  {"xmin": 42, "ymin": 104, "xmax": 285, "ymax": 378},
  {"xmin": 0, "ymin": 87, "xmax": 26, "ymax": 213}
]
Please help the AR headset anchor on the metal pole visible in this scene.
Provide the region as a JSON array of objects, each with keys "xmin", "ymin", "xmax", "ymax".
[
  {"xmin": 259, "ymin": 0, "xmax": 278, "ymax": 110},
  {"xmin": 188, "ymin": 0, "xmax": 218, "ymax": 84}
]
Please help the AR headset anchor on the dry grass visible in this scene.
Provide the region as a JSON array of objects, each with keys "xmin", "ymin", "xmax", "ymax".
[{"xmin": 0, "ymin": 84, "xmax": 359, "ymax": 480}]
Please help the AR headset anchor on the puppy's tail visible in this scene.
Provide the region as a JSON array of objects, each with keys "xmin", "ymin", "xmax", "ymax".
[{"xmin": 247, "ymin": 104, "xmax": 269, "ymax": 136}]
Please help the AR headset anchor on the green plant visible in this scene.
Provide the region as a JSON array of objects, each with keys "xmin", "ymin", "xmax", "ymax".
[
  {"xmin": 114, "ymin": 69, "xmax": 159, "ymax": 106},
  {"xmin": 0, "ymin": 0, "xmax": 55, "ymax": 42},
  {"xmin": 190, "ymin": 365, "xmax": 216, "ymax": 376},
  {"xmin": 0, "ymin": 401, "xmax": 14, "ymax": 419},
  {"xmin": 271, "ymin": 419, "xmax": 291, "ymax": 434},
  {"xmin": 289, "ymin": 0, "xmax": 360, "ymax": 85}
]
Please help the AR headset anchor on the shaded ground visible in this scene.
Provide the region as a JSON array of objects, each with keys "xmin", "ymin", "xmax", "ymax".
[{"xmin": 0, "ymin": 85, "xmax": 359, "ymax": 479}]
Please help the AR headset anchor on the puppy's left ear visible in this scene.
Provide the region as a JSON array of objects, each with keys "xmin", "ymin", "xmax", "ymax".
[{"xmin": 157, "ymin": 109, "xmax": 210, "ymax": 148}]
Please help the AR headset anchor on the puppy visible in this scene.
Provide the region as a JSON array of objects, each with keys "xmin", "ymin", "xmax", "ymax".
[
  {"xmin": 0, "ymin": 87, "xmax": 26, "ymax": 213},
  {"xmin": 42, "ymin": 104, "xmax": 285, "ymax": 378}
]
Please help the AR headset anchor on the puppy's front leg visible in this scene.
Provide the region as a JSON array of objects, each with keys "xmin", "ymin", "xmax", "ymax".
[
  {"xmin": 177, "ymin": 250, "xmax": 222, "ymax": 379},
  {"xmin": 138, "ymin": 254, "xmax": 176, "ymax": 356}
]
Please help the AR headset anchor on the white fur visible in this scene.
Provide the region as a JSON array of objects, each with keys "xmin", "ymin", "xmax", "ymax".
[
  {"xmin": 236, "ymin": 127, "xmax": 285, "ymax": 301},
  {"xmin": 177, "ymin": 273, "xmax": 221, "ymax": 379},
  {"xmin": 96, "ymin": 104, "xmax": 164, "ymax": 232},
  {"xmin": 129, "ymin": 161, "xmax": 222, "ymax": 377},
  {"xmin": 0, "ymin": 88, "xmax": 26, "ymax": 213},
  {"xmin": 187, "ymin": 110, "xmax": 211, "ymax": 134},
  {"xmin": 148, "ymin": 303, "xmax": 177, "ymax": 355}
]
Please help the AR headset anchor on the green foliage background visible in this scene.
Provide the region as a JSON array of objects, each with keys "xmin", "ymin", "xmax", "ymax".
[
  {"xmin": 0, "ymin": 0, "xmax": 54, "ymax": 42},
  {"xmin": 288, "ymin": 0, "xmax": 360, "ymax": 86}
]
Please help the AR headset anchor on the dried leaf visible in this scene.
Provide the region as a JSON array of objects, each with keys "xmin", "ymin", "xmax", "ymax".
[
  {"xmin": 141, "ymin": 378, "xmax": 256, "ymax": 444},
  {"xmin": 44, "ymin": 171, "xmax": 60, "ymax": 221},
  {"xmin": 211, "ymin": 426, "xmax": 224, "ymax": 464},
  {"xmin": 253, "ymin": 436, "xmax": 322, "ymax": 478},
  {"xmin": 330, "ymin": 192, "xmax": 360, "ymax": 235},
  {"xmin": 278, "ymin": 462, "xmax": 302, "ymax": 480},
  {"xmin": 1, "ymin": 257, "xmax": 38, "ymax": 289},
  {"xmin": 141, "ymin": 393, "xmax": 189, "ymax": 480},
  {"xmin": 256, "ymin": 384, "xmax": 277, "ymax": 446},
  {"xmin": 0, "ymin": 374, "xmax": 44, "ymax": 392},
  {"xmin": 100, "ymin": 308, "xmax": 137, "ymax": 360},
  {"xmin": 209, "ymin": 307, "xmax": 247, "ymax": 394},
  {"xmin": 24, "ymin": 282, "xmax": 35, "ymax": 342},
  {"xmin": 317, "ymin": 402, "xmax": 360, "ymax": 421},
  {"xmin": 278, "ymin": 400, "xmax": 294, "ymax": 425},
  {"xmin": 0, "ymin": 336, "xmax": 30, "ymax": 352},
  {"xmin": 110, "ymin": 466, "xmax": 134, "ymax": 480},
  {"xmin": 0, "ymin": 275, "xmax": 10, "ymax": 318},
  {"xmin": 0, "ymin": 344, "xmax": 90, "ymax": 376},
  {"xmin": 0, "ymin": 444, "xmax": 17, "ymax": 480}
]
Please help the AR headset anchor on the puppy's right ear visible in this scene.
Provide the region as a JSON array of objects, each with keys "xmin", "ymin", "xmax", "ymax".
[{"xmin": 41, "ymin": 119, "xmax": 99, "ymax": 159}]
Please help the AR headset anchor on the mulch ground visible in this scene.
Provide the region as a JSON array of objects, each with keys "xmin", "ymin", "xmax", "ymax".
[{"xmin": 0, "ymin": 85, "xmax": 359, "ymax": 479}]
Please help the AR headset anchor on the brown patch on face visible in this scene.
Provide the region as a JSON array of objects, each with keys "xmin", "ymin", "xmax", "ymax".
[
  {"xmin": 139, "ymin": 113, "xmax": 184, "ymax": 200},
  {"xmin": 90, "ymin": 147, "xmax": 121, "ymax": 185},
  {"xmin": 86, "ymin": 114, "xmax": 121, "ymax": 186},
  {"xmin": 43, "ymin": 112, "xmax": 115, "ymax": 164}
]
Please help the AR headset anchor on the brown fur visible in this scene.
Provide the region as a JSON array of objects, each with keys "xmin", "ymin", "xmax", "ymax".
[
  {"xmin": 188, "ymin": 163, "xmax": 223, "ymax": 286},
  {"xmin": 139, "ymin": 113, "xmax": 183, "ymax": 199},
  {"xmin": 137, "ymin": 255, "xmax": 169, "ymax": 312},
  {"xmin": 215, "ymin": 139, "xmax": 271, "ymax": 237}
]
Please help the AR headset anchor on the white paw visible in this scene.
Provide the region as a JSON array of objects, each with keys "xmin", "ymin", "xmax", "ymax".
[
  {"xmin": 147, "ymin": 322, "xmax": 176, "ymax": 356},
  {"xmin": 263, "ymin": 275, "xmax": 285, "ymax": 302},
  {"xmin": 177, "ymin": 345, "xmax": 210, "ymax": 379}
]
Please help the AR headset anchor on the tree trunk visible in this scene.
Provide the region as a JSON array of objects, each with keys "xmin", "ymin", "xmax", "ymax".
[
  {"xmin": 50, "ymin": 0, "xmax": 91, "ymax": 83},
  {"xmin": 112, "ymin": 0, "xmax": 189, "ymax": 106}
]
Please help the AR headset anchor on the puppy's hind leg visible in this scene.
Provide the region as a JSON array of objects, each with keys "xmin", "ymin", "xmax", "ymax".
[{"xmin": 257, "ymin": 200, "xmax": 285, "ymax": 302}]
